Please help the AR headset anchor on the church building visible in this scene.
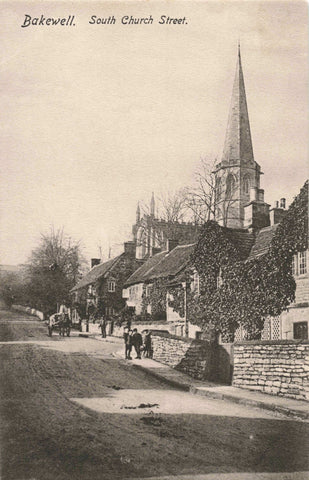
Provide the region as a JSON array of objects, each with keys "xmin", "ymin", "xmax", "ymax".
[
  {"xmin": 215, "ymin": 45, "xmax": 270, "ymax": 232},
  {"xmin": 132, "ymin": 193, "xmax": 200, "ymax": 260}
]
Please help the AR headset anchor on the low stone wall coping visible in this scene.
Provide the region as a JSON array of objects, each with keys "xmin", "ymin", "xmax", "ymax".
[
  {"xmin": 235, "ymin": 339, "xmax": 309, "ymax": 346},
  {"xmin": 152, "ymin": 331, "xmax": 210, "ymax": 345}
]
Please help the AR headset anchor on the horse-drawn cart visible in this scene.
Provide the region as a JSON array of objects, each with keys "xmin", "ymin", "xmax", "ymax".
[{"xmin": 48, "ymin": 313, "xmax": 71, "ymax": 337}]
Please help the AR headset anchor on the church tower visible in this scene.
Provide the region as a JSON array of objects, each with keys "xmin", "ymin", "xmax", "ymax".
[{"xmin": 215, "ymin": 46, "xmax": 268, "ymax": 229}]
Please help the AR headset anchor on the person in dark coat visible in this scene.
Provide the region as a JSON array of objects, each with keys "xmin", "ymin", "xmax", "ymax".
[
  {"xmin": 123, "ymin": 327, "xmax": 133, "ymax": 359},
  {"xmin": 131, "ymin": 328, "xmax": 143, "ymax": 359},
  {"xmin": 100, "ymin": 316, "xmax": 107, "ymax": 338},
  {"xmin": 143, "ymin": 330, "xmax": 152, "ymax": 358}
]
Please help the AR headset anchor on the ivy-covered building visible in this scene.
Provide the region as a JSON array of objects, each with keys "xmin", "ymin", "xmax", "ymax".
[{"xmin": 123, "ymin": 45, "xmax": 308, "ymax": 342}]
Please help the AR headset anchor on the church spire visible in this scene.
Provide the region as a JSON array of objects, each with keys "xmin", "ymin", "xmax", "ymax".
[
  {"xmin": 221, "ymin": 45, "xmax": 254, "ymax": 165},
  {"xmin": 136, "ymin": 202, "xmax": 140, "ymax": 223}
]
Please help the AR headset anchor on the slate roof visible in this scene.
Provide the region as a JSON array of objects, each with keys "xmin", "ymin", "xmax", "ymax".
[
  {"xmin": 224, "ymin": 228, "xmax": 255, "ymax": 260},
  {"xmin": 146, "ymin": 244, "xmax": 195, "ymax": 282},
  {"xmin": 248, "ymin": 224, "xmax": 279, "ymax": 260},
  {"xmin": 71, "ymin": 255, "xmax": 122, "ymax": 291},
  {"xmin": 124, "ymin": 251, "xmax": 167, "ymax": 287}
]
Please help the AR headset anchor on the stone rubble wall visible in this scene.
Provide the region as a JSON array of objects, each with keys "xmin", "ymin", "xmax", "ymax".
[
  {"xmin": 233, "ymin": 340, "xmax": 309, "ymax": 401},
  {"xmin": 151, "ymin": 334, "xmax": 214, "ymax": 381}
]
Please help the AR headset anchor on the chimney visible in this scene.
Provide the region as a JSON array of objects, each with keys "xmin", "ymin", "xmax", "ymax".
[
  {"xmin": 257, "ymin": 189, "xmax": 264, "ymax": 202},
  {"xmin": 166, "ymin": 239, "xmax": 178, "ymax": 252},
  {"xmin": 91, "ymin": 258, "xmax": 100, "ymax": 268},
  {"xmin": 280, "ymin": 198, "xmax": 286, "ymax": 209},
  {"xmin": 250, "ymin": 187, "xmax": 258, "ymax": 202},
  {"xmin": 270, "ymin": 200, "xmax": 287, "ymax": 226},
  {"xmin": 124, "ymin": 241, "xmax": 136, "ymax": 258}
]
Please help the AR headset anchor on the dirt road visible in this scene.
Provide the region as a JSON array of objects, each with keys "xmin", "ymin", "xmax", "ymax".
[{"xmin": 0, "ymin": 309, "xmax": 308, "ymax": 480}]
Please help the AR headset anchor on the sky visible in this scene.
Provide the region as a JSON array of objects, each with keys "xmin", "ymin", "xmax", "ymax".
[{"xmin": 0, "ymin": 1, "xmax": 308, "ymax": 266}]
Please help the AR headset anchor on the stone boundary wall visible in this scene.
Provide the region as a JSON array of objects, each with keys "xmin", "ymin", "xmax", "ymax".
[
  {"xmin": 151, "ymin": 334, "xmax": 214, "ymax": 380},
  {"xmin": 233, "ymin": 340, "xmax": 309, "ymax": 401},
  {"xmin": 12, "ymin": 304, "xmax": 44, "ymax": 321}
]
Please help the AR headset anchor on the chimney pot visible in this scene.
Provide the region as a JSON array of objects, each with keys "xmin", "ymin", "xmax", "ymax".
[{"xmin": 91, "ymin": 258, "xmax": 100, "ymax": 268}]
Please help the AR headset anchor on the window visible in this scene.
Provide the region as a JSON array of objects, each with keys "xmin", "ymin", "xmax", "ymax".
[
  {"xmin": 192, "ymin": 271, "xmax": 200, "ymax": 295},
  {"xmin": 292, "ymin": 251, "xmax": 307, "ymax": 276},
  {"xmin": 299, "ymin": 251, "xmax": 307, "ymax": 275},
  {"xmin": 108, "ymin": 280, "xmax": 116, "ymax": 292},
  {"xmin": 293, "ymin": 322, "xmax": 308, "ymax": 340}
]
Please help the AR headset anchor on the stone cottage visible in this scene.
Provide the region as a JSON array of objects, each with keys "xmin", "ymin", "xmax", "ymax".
[{"xmin": 71, "ymin": 241, "xmax": 141, "ymax": 321}]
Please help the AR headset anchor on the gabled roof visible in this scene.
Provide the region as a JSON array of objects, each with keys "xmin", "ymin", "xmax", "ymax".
[
  {"xmin": 146, "ymin": 244, "xmax": 195, "ymax": 281},
  {"xmin": 224, "ymin": 228, "xmax": 255, "ymax": 260},
  {"xmin": 71, "ymin": 255, "xmax": 122, "ymax": 291},
  {"xmin": 248, "ymin": 224, "xmax": 279, "ymax": 260},
  {"xmin": 124, "ymin": 251, "xmax": 167, "ymax": 287}
]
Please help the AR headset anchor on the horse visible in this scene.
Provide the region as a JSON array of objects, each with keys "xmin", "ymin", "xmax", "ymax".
[{"xmin": 58, "ymin": 313, "xmax": 71, "ymax": 337}]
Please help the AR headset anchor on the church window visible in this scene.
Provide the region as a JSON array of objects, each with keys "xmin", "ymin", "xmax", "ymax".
[
  {"xmin": 226, "ymin": 174, "xmax": 235, "ymax": 198},
  {"xmin": 216, "ymin": 177, "xmax": 222, "ymax": 200},
  {"xmin": 243, "ymin": 175, "xmax": 250, "ymax": 194}
]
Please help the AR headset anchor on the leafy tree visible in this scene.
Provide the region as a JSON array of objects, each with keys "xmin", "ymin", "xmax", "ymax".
[{"xmin": 23, "ymin": 228, "xmax": 86, "ymax": 317}]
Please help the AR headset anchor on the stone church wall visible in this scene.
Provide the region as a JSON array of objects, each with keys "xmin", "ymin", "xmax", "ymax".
[{"xmin": 233, "ymin": 340, "xmax": 309, "ymax": 401}]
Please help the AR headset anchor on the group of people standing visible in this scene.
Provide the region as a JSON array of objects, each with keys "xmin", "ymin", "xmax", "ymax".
[{"xmin": 123, "ymin": 327, "xmax": 152, "ymax": 360}]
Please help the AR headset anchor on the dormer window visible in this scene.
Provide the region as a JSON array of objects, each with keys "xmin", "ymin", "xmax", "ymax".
[{"xmin": 108, "ymin": 280, "xmax": 116, "ymax": 292}]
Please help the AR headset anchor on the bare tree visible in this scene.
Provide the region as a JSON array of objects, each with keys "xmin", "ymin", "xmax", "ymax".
[
  {"xmin": 184, "ymin": 157, "xmax": 238, "ymax": 227},
  {"xmin": 157, "ymin": 188, "xmax": 188, "ymax": 224},
  {"xmin": 136, "ymin": 189, "xmax": 194, "ymax": 256}
]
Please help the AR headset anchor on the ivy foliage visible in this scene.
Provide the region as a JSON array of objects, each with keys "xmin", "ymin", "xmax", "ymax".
[
  {"xmin": 141, "ymin": 278, "xmax": 167, "ymax": 321},
  {"xmin": 189, "ymin": 181, "xmax": 308, "ymax": 340}
]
